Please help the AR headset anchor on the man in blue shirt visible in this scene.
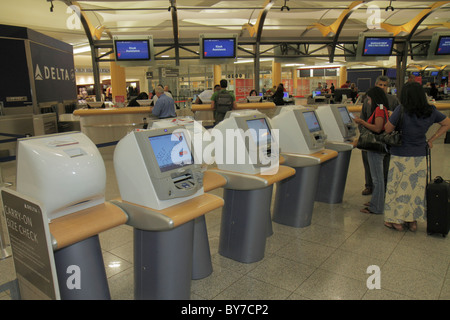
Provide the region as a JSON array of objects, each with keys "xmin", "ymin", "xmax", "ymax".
[{"xmin": 152, "ymin": 86, "xmax": 176, "ymax": 118}]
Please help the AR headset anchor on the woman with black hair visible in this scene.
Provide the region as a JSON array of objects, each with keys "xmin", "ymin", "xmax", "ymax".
[
  {"xmin": 354, "ymin": 86, "xmax": 390, "ymax": 215},
  {"xmin": 272, "ymin": 84, "xmax": 285, "ymax": 106},
  {"xmin": 383, "ymin": 82, "xmax": 450, "ymax": 231}
]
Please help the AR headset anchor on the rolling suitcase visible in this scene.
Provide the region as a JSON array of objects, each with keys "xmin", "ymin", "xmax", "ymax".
[{"xmin": 426, "ymin": 148, "xmax": 450, "ymax": 237}]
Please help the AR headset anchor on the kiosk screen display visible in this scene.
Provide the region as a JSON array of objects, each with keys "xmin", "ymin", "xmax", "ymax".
[
  {"xmin": 304, "ymin": 111, "xmax": 321, "ymax": 132},
  {"xmin": 148, "ymin": 132, "xmax": 193, "ymax": 172},
  {"xmin": 203, "ymin": 38, "xmax": 236, "ymax": 59},
  {"xmin": 115, "ymin": 40, "xmax": 150, "ymax": 61},
  {"xmin": 435, "ymin": 36, "xmax": 450, "ymax": 55},
  {"xmin": 338, "ymin": 106, "xmax": 352, "ymax": 124},
  {"xmin": 246, "ymin": 118, "xmax": 272, "ymax": 145},
  {"xmin": 362, "ymin": 37, "xmax": 394, "ymax": 56}
]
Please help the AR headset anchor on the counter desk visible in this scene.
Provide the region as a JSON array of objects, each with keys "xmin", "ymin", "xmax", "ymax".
[
  {"xmin": 73, "ymin": 107, "xmax": 154, "ymax": 145},
  {"xmin": 191, "ymin": 102, "xmax": 276, "ymax": 126}
]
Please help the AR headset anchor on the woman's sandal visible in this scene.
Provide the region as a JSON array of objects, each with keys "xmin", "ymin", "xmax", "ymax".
[
  {"xmin": 408, "ymin": 221, "xmax": 417, "ymax": 232},
  {"xmin": 360, "ymin": 207, "xmax": 376, "ymax": 214},
  {"xmin": 384, "ymin": 222, "xmax": 404, "ymax": 231}
]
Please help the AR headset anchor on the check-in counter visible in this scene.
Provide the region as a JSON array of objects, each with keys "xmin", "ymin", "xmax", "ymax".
[
  {"xmin": 270, "ymin": 106, "xmax": 338, "ymax": 228},
  {"xmin": 73, "ymin": 107, "xmax": 154, "ymax": 145},
  {"xmin": 12, "ymin": 132, "xmax": 126, "ymax": 300},
  {"xmin": 212, "ymin": 110, "xmax": 295, "ymax": 263},
  {"xmin": 191, "ymin": 102, "xmax": 275, "ymax": 126},
  {"xmin": 112, "ymin": 127, "xmax": 225, "ymax": 299},
  {"xmin": 315, "ymin": 104, "xmax": 357, "ymax": 204}
]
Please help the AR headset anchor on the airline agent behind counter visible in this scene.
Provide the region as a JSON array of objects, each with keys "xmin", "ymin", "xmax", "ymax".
[{"xmin": 152, "ymin": 86, "xmax": 176, "ymax": 119}]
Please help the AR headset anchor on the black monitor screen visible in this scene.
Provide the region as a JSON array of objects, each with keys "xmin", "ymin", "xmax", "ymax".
[
  {"xmin": 203, "ymin": 38, "xmax": 236, "ymax": 59},
  {"xmin": 435, "ymin": 36, "xmax": 450, "ymax": 55},
  {"xmin": 362, "ymin": 37, "xmax": 394, "ymax": 56},
  {"xmin": 115, "ymin": 40, "xmax": 150, "ymax": 61},
  {"xmin": 246, "ymin": 118, "xmax": 272, "ymax": 145},
  {"xmin": 304, "ymin": 111, "xmax": 321, "ymax": 132},
  {"xmin": 338, "ymin": 106, "xmax": 352, "ymax": 124},
  {"xmin": 148, "ymin": 132, "xmax": 193, "ymax": 172}
]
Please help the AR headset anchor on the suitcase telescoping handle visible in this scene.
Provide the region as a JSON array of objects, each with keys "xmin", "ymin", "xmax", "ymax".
[
  {"xmin": 427, "ymin": 146, "xmax": 445, "ymax": 184},
  {"xmin": 426, "ymin": 145, "xmax": 431, "ymax": 184}
]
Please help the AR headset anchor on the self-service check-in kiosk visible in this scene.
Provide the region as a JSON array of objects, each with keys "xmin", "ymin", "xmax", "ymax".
[
  {"xmin": 211, "ymin": 110, "xmax": 295, "ymax": 263},
  {"xmin": 13, "ymin": 132, "xmax": 127, "ymax": 299},
  {"xmin": 112, "ymin": 126, "xmax": 224, "ymax": 299},
  {"xmin": 151, "ymin": 117, "xmax": 223, "ymax": 280},
  {"xmin": 314, "ymin": 104, "xmax": 357, "ymax": 203},
  {"xmin": 270, "ymin": 106, "xmax": 338, "ymax": 228}
]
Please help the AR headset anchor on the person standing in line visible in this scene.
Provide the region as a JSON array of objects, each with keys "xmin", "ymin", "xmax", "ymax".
[
  {"xmin": 354, "ymin": 86, "xmax": 390, "ymax": 215},
  {"xmin": 211, "ymin": 79, "xmax": 236, "ymax": 125},
  {"xmin": 383, "ymin": 82, "xmax": 450, "ymax": 231},
  {"xmin": 360, "ymin": 75, "xmax": 400, "ymax": 196}
]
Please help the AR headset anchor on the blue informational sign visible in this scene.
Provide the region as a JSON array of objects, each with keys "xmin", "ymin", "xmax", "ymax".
[
  {"xmin": 363, "ymin": 37, "xmax": 394, "ymax": 56},
  {"xmin": 435, "ymin": 36, "xmax": 450, "ymax": 55},
  {"xmin": 115, "ymin": 40, "xmax": 150, "ymax": 60},
  {"xmin": 203, "ymin": 38, "xmax": 236, "ymax": 58}
]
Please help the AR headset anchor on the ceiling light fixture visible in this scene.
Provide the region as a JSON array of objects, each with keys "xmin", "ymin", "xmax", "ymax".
[
  {"xmin": 385, "ymin": 0, "xmax": 394, "ymax": 12},
  {"xmin": 281, "ymin": 0, "xmax": 290, "ymax": 12}
]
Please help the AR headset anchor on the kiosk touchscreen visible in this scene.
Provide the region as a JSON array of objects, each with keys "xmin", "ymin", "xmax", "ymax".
[
  {"xmin": 151, "ymin": 117, "xmax": 213, "ymax": 165},
  {"xmin": 270, "ymin": 106, "xmax": 326, "ymax": 154},
  {"xmin": 315, "ymin": 104, "xmax": 357, "ymax": 142},
  {"xmin": 214, "ymin": 110, "xmax": 279, "ymax": 175},
  {"xmin": 114, "ymin": 126, "xmax": 204, "ymax": 210},
  {"xmin": 16, "ymin": 132, "xmax": 106, "ymax": 222}
]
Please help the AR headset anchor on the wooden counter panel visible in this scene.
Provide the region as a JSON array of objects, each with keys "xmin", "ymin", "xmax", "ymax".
[
  {"xmin": 74, "ymin": 107, "xmax": 152, "ymax": 116},
  {"xmin": 49, "ymin": 202, "xmax": 128, "ymax": 250},
  {"xmin": 203, "ymin": 170, "xmax": 227, "ymax": 192},
  {"xmin": 191, "ymin": 102, "xmax": 275, "ymax": 112}
]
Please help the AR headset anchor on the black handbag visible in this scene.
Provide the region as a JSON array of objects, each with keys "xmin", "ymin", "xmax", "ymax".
[
  {"xmin": 356, "ymin": 106, "xmax": 391, "ymax": 153},
  {"xmin": 357, "ymin": 126, "xmax": 387, "ymax": 153},
  {"xmin": 376, "ymin": 106, "xmax": 403, "ymax": 147}
]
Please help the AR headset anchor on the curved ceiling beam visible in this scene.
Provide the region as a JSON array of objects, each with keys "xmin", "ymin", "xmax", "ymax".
[
  {"xmin": 242, "ymin": 0, "xmax": 274, "ymax": 39},
  {"xmin": 381, "ymin": 1, "xmax": 450, "ymax": 37},
  {"xmin": 306, "ymin": 1, "xmax": 366, "ymax": 37},
  {"xmin": 63, "ymin": 0, "xmax": 106, "ymax": 41}
]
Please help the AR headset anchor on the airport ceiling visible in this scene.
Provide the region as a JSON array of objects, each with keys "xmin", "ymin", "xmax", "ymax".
[{"xmin": 1, "ymin": 0, "xmax": 450, "ymax": 68}]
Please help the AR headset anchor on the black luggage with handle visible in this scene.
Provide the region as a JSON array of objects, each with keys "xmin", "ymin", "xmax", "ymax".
[{"xmin": 426, "ymin": 148, "xmax": 450, "ymax": 237}]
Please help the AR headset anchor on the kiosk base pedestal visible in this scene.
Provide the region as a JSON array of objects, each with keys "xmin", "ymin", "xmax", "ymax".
[
  {"xmin": 192, "ymin": 216, "xmax": 213, "ymax": 280},
  {"xmin": 219, "ymin": 186, "xmax": 273, "ymax": 263},
  {"xmin": 54, "ymin": 235, "xmax": 110, "ymax": 300},
  {"xmin": 316, "ymin": 150, "xmax": 352, "ymax": 204},
  {"xmin": 134, "ymin": 221, "xmax": 194, "ymax": 300},
  {"xmin": 273, "ymin": 165, "xmax": 320, "ymax": 228}
]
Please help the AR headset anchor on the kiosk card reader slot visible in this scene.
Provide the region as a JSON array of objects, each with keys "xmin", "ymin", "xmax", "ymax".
[
  {"xmin": 114, "ymin": 126, "xmax": 204, "ymax": 210},
  {"xmin": 315, "ymin": 104, "xmax": 357, "ymax": 142}
]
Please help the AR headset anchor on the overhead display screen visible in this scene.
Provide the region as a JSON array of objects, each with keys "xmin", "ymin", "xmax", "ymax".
[
  {"xmin": 148, "ymin": 133, "xmax": 193, "ymax": 172},
  {"xmin": 435, "ymin": 36, "xmax": 450, "ymax": 55},
  {"xmin": 115, "ymin": 40, "xmax": 150, "ymax": 61},
  {"xmin": 362, "ymin": 37, "xmax": 394, "ymax": 56},
  {"xmin": 203, "ymin": 38, "xmax": 236, "ymax": 59}
]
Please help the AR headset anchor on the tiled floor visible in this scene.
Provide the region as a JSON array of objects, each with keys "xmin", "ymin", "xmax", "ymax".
[{"xmin": 1, "ymin": 133, "xmax": 449, "ymax": 300}]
